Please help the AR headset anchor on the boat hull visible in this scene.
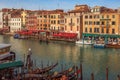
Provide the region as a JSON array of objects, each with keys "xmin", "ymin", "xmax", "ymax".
[
  {"xmin": 105, "ymin": 44, "xmax": 120, "ymax": 49},
  {"xmin": 93, "ymin": 44, "xmax": 105, "ymax": 48}
]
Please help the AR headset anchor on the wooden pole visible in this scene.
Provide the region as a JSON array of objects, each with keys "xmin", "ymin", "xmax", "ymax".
[
  {"xmin": 117, "ymin": 75, "xmax": 120, "ymax": 80},
  {"xmin": 91, "ymin": 73, "xmax": 94, "ymax": 80},
  {"xmin": 76, "ymin": 66, "xmax": 79, "ymax": 79},
  {"xmin": 80, "ymin": 64, "xmax": 83, "ymax": 80},
  {"xmin": 106, "ymin": 67, "xmax": 108, "ymax": 80}
]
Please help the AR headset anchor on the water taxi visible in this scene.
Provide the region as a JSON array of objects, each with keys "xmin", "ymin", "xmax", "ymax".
[
  {"xmin": 76, "ymin": 40, "xmax": 93, "ymax": 45},
  {"xmin": 0, "ymin": 44, "xmax": 16, "ymax": 62}
]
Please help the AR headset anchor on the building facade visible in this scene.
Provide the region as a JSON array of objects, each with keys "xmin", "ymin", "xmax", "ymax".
[
  {"xmin": 8, "ymin": 11, "xmax": 22, "ymax": 32},
  {"xmin": 26, "ymin": 12, "xmax": 38, "ymax": 30},
  {"xmin": 83, "ymin": 6, "xmax": 120, "ymax": 35},
  {"xmin": 64, "ymin": 5, "xmax": 90, "ymax": 39},
  {"xmin": 0, "ymin": 10, "xmax": 3, "ymax": 28},
  {"xmin": 21, "ymin": 10, "xmax": 27, "ymax": 29},
  {"xmin": 37, "ymin": 10, "xmax": 50, "ymax": 30},
  {"xmin": 50, "ymin": 9, "xmax": 64, "ymax": 31}
]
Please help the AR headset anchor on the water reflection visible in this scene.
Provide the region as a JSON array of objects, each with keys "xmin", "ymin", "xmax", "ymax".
[{"xmin": 0, "ymin": 35, "xmax": 120, "ymax": 80}]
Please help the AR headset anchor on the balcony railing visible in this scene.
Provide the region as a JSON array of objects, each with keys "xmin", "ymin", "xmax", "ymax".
[{"xmin": 69, "ymin": 23, "xmax": 75, "ymax": 26}]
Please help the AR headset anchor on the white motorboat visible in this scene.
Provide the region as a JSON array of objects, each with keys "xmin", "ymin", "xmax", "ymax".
[{"xmin": 76, "ymin": 40, "xmax": 93, "ymax": 45}]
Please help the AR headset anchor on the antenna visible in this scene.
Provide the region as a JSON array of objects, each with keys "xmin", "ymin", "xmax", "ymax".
[{"xmin": 57, "ymin": 0, "xmax": 60, "ymax": 9}]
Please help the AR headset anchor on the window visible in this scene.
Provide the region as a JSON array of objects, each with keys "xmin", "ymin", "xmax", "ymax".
[
  {"xmin": 71, "ymin": 26, "xmax": 72, "ymax": 31},
  {"xmin": 51, "ymin": 15, "xmax": 53, "ymax": 18},
  {"xmin": 89, "ymin": 21, "xmax": 92, "ymax": 25},
  {"xmin": 94, "ymin": 15, "xmax": 96, "ymax": 19},
  {"xmin": 107, "ymin": 15, "xmax": 109, "ymax": 18},
  {"xmin": 85, "ymin": 15, "xmax": 88, "ymax": 19},
  {"xmin": 65, "ymin": 19, "xmax": 67, "ymax": 23},
  {"xmin": 77, "ymin": 18, "xmax": 79, "ymax": 23},
  {"xmin": 112, "ymin": 21, "xmax": 116, "ymax": 25},
  {"xmin": 71, "ymin": 18, "xmax": 73, "ymax": 23},
  {"xmin": 54, "ymin": 20, "xmax": 56, "ymax": 24},
  {"xmin": 89, "ymin": 28, "xmax": 92, "ymax": 32},
  {"xmin": 58, "ymin": 20, "xmax": 60, "ymax": 24},
  {"xmin": 112, "ymin": 15, "xmax": 115, "ymax": 18},
  {"xmin": 85, "ymin": 21, "xmax": 88, "ymax": 25},
  {"xmin": 97, "ymin": 15, "xmax": 99, "ymax": 18},
  {"xmin": 101, "ymin": 21, "xmax": 104, "ymax": 25},
  {"xmin": 94, "ymin": 21, "xmax": 96, "ymax": 25},
  {"xmin": 96, "ymin": 21, "xmax": 100, "ymax": 25},
  {"xmin": 89, "ymin": 15, "xmax": 92, "ymax": 19},
  {"xmin": 85, "ymin": 28, "xmax": 88, "ymax": 32},
  {"xmin": 54, "ymin": 15, "xmax": 56, "ymax": 19},
  {"xmin": 58, "ymin": 15, "xmax": 60, "ymax": 18},
  {"xmin": 112, "ymin": 29, "xmax": 115, "ymax": 34},
  {"xmin": 106, "ymin": 28, "xmax": 109, "ymax": 33},
  {"xmin": 101, "ymin": 28, "xmax": 104, "ymax": 33},
  {"xmin": 102, "ymin": 15, "xmax": 104, "ymax": 18},
  {"xmin": 97, "ymin": 28, "xmax": 99, "ymax": 33},
  {"xmin": 77, "ymin": 26, "xmax": 79, "ymax": 31},
  {"xmin": 94, "ymin": 28, "xmax": 96, "ymax": 33},
  {"xmin": 65, "ymin": 25, "xmax": 67, "ymax": 30}
]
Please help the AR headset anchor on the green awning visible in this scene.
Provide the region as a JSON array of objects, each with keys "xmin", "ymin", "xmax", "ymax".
[
  {"xmin": 83, "ymin": 33, "xmax": 120, "ymax": 38},
  {"xmin": 0, "ymin": 61, "xmax": 23, "ymax": 70}
]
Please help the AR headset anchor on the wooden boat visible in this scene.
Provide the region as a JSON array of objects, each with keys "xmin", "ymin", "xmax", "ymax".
[
  {"xmin": 31, "ymin": 62, "xmax": 58, "ymax": 74},
  {"xmin": 0, "ymin": 52, "xmax": 16, "ymax": 62},
  {"xmin": 0, "ymin": 44, "xmax": 16, "ymax": 62},
  {"xmin": 49, "ymin": 66, "xmax": 75, "ymax": 79},
  {"xmin": 105, "ymin": 43, "xmax": 120, "ymax": 49}
]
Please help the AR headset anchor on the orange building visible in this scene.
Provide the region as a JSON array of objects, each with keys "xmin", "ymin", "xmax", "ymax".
[
  {"xmin": 37, "ymin": 10, "xmax": 50, "ymax": 30},
  {"xmin": 64, "ymin": 5, "xmax": 90, "ymax": 39}
]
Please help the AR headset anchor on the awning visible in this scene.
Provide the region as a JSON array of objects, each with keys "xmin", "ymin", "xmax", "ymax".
[
  {"xmin": 83, "ymin": 33, "xmax": 120, "ymax": 38},
  {"xmin": 53, "ymin": 32, "xmax": 77, "ymax": 39},
  {"xmin": 0, "ymin": 61, "xmax": 23, "ymax": 70}
]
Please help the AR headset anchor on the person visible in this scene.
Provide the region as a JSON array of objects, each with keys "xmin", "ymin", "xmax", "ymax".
[{"xmin": 60, "ymin": 75, "xmax": 68, "ymax": 80}]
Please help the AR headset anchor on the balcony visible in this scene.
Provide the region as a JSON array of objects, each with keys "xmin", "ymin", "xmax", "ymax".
[
  {"xmin": 69, "ymin": 23, "xmax": 75, "ymax": 26},
  {"xmin": 100, "ymin": 25, "xmax": 110, "ymax": 28},
  {"xmin": 100, "ymin": 18, "xmax": 111, "ymax": 21}
]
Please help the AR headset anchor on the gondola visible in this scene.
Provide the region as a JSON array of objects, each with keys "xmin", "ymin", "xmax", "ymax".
[
  {"xmin": 49, "ymin": 66, "xmax": 75, "ymax": 80},
  {"xmin": 31, "ymin": 62, "xmax": 58, "ymax": 74}
]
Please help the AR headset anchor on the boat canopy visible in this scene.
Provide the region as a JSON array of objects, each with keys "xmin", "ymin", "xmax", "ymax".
[
  {"xmin": 83, "ymin": 33, "xmax": 120, "ymax": 38},
  {"xmin": 0, "ymin": 44, "xmax": 11, "ymax": 49},
  {"xmin": 0, "ymin": 61, "xmax": 23, "ymax": 70}
]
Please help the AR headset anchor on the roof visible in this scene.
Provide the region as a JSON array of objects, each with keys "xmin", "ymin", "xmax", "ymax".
[
  {"xmin": 0, "ymin": 52, "xmax": 14, "ymax": 60},
  {"xmin": 0, "ymin": 44, "xmax": 11, "ymax": 49},
  {"xmin": 0, "ymin": 61, "xmax": 23, "ymax": 70}
]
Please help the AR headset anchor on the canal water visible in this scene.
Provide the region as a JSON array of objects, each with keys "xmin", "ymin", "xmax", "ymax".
[{"xmin": 0, "ymin": 35, "xmax": 120, "ymax": 80}]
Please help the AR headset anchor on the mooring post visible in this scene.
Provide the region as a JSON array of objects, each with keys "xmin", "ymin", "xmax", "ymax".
[
  {"xmin": 80, "ymin": 64, "xmax": 83, "ymax": 80},
  {"xmin": 106, "ymin": 67, "xmax": 108, "ymax": 80},
  {"xmin": 91, "ymin": 73, "xmax": 94, "ymax": 80},
  {"xmin": 117, "ymin": 75, "xmax": 120, "ymax": 80}
]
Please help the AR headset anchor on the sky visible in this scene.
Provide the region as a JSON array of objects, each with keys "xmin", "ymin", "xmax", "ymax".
[{"xmin": 0, "ymin": 0, "xmax": 120, "ymax": 10}]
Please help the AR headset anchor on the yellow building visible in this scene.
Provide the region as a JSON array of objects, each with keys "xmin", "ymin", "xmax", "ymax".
[
  {"xmin": 83, "ymin": 6, "xmax": 120, "ymax": 35},
  {"xmin": 21, "ymin": 10, "xmax": 27, "ymax": 29},
  {"xmin": 50, "ymin": 9, "xmax": 63, "ymax": 31},
  {"xmin": 65, "ymin": 5, "xmax": 90, "ymax": 39}
]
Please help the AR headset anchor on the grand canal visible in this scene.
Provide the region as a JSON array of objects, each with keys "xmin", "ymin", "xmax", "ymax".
[{"xmin": 0, "ymin": 35, "xmax": 120, "ymax": 80}]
